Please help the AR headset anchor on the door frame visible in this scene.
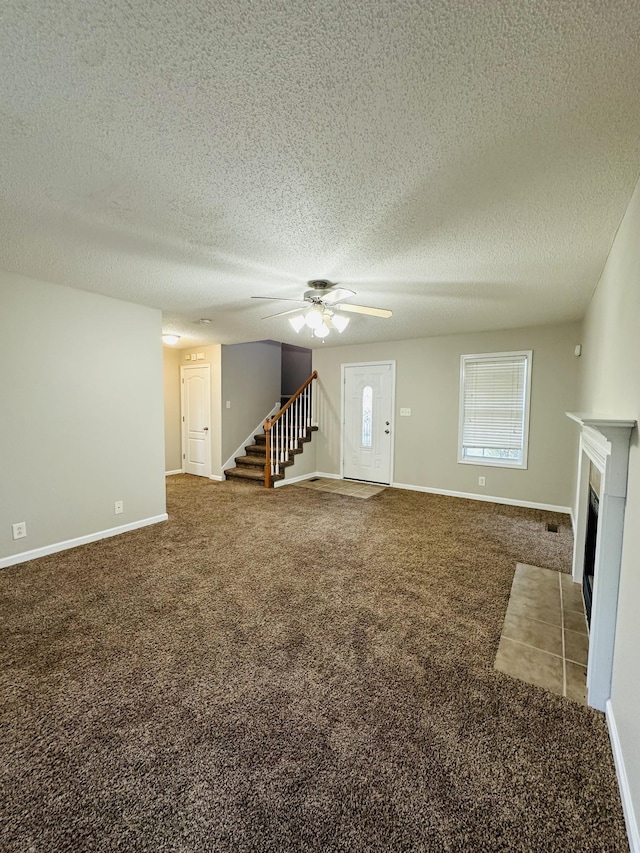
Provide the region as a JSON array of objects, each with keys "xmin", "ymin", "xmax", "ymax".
[
  {"xmin": 181, "ymin": 363, "xmax": 211, "ymax": 478},
  {"xmin": 340, "ymin": 360, "xmax": 396, "ymax": 485}
]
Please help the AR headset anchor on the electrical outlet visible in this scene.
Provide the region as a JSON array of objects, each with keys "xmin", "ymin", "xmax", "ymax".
[
  {"xmin": 478, "ymin": 477, "xmax": 486, "ymax": 486},
  {"xmin": 12, "ymin": 522, "xmax": 27, "ymax": 540},
  {"xmin": 114, "ymin": 501, "xmax": 124, "ymax": 515},
  {"xmin": 400, "ymin": 407, "xmax": 411, "ymax": 416},
  {"xmin": 226, "ymin": 400, "xmax": 231, "ymax": 409}
]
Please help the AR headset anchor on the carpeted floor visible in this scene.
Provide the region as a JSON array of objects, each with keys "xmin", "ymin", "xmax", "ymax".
[{"xmin": 0, "ymin": 475, "xmax": 628, "ymax": 852}]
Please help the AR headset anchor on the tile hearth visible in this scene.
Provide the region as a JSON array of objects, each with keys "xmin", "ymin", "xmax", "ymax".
[{"xmin": 495, "ymin": 563, "xmax": 588, "ymax": 704}]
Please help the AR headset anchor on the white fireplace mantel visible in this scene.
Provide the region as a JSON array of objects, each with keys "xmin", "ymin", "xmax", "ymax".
[{"xmin": 566, "ymin": 412, "xmax": 636, "ymax": 711}]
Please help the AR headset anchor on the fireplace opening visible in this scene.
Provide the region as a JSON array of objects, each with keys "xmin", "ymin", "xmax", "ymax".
[{"xmin": 583, "ymin": 486, "xmax": 599, "ymax": 627}]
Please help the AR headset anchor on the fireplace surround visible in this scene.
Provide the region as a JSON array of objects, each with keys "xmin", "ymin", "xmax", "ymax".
[{"xmin": 566, "ymin": 413, "xmax": 635, "ymax": 711}]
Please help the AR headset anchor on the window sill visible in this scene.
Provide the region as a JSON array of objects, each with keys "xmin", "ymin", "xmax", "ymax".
[{"xmin": 457, "ymin": 458, "xmax": 528, "ymax": 471}]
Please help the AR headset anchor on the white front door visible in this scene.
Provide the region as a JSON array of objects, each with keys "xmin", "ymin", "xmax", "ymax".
[
  {"xmin": 181, "ymin": 365, "xmax": 211, "ymax": 477},
  {"xmin": 343, "ymin": 362, "xmax": 394, "ymax": 484}
]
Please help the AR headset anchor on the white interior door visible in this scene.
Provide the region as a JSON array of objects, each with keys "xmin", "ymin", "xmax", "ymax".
[
  {"xmin": 343, "ymin": 362, "xmax": 394, "ymax": 484},
  {"xmin": 181, "ymin": 365, "xmax": 211, "ymax": 477}
]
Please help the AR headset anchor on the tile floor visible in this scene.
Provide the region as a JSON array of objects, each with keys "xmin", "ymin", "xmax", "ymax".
[
  {"xmin": 292, "ymin": 477, "xmax": 386, "ymax": 499},
  {"xmin": 494, "ymin": 563, "xmax": 589, "ymax": 704}
]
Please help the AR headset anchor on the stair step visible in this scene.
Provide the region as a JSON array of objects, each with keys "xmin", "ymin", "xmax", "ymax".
[
  {"xmin": 225, "ymin": 425, "xmax": 317, "ymax": 486},
  {"xmin": 245, "ymin": 444, "xmax": 267, "ymax": 456},
  {"xmin": 245, "ymin": 443, "xmax": 303, "ymax": 457},
  {"xmin": 225, "ymin": 467, "xmax": 283, "ymax": 483},
  {"xmin": 236, "ymin": 455, "xmax": 294, "ymax": 469},
  {"xmin": 235, "ymin": 455, "xmax": 265, "ymax": 468},
  {"xmin": 253, "ymin": 427, "xmax": 317, "ymax": 445}
]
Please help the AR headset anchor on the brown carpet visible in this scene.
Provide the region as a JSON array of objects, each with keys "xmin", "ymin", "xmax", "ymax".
[{"xmin": 0, "ymin": 475, "xmax": 628, "ymax": 852}]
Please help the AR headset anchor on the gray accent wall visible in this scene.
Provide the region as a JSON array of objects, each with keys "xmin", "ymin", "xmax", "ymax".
[
  {"xmin": 221, "ymin": 341, "xmax": 282, "ymax": 464},
  {"xmin": 579, "ymin": 176, "xmax": 640, "ymax": 832},
  {"xmin": 281, "ymin": 343, "xmax": 312, "ymax": 397},
  {"xmin": 0, "ymin": 272, "xmax": 166, "ymax": 560},
  {"xmin": 312, "ymin": 322, "xmax": 580, "ymax": 509}
]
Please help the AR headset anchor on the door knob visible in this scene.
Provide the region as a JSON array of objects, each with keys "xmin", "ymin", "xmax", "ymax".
[
  {"xmin": 385, "ymin": 421, "xmax": 390, "ymax": 425},
  {"xmin": 203, "ymin": 427, "xmax": 209, "ymax": 431},
  {"xmin": 385, "ymin": 429, "xmax": 390, "ymax": 434}
]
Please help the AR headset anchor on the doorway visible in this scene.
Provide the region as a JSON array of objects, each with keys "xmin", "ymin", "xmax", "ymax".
[
  {"xmin": 181, "ymin": 364, "xmax": 211, "ymax": 477},
  {"xmin": 342, "ymin": 361, "xmax": 395, "ymax": 485}
]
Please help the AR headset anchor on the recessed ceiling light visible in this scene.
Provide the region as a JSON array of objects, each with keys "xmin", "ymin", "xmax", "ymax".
[{"xmin": 198, "ymin": 318, "xmax": 212, "ymax": 324}]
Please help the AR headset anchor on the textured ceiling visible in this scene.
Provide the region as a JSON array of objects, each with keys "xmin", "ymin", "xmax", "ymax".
[{"xmin": 1, "ymin": 0, "xmax": 640, "ymax": 348}]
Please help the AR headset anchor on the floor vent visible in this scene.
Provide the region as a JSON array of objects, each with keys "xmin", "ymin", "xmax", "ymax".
[
  {"xmin": 309, "ymin": 477, "xmax": 320, "ymax": 482},
  {"xmin": 546, "ymin": 523, "xmax": 558, "ymax": 533}
]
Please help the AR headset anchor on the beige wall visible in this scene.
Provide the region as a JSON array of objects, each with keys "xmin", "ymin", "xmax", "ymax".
[
  {"xmin": 578, "ymin": 176, "xmax": 640, "ymax": 825},
  {"xmin": 221, "ymin": 341, "xmax": 281, "ymax": 464},
  {"xmin": 167, "ymin": 344, "xmax": 223, "ymax": 476},
  {"xmin": 163, "ymin": 346, "xmax": 183, "ymax": 472},
  {"xmin": 312, "ymin": 322, "xmax": 580, "ymax": 509},
  {"xmin": 164, "ymin": 342, "xmax": 279, "ymax": 477},
  {"xmin": 280, "ymin": 432, "xmax": 317, "ymax": 482},
  {"xmin": 0, "ymin": 272, "xmax": 166, "ymax": 561}
]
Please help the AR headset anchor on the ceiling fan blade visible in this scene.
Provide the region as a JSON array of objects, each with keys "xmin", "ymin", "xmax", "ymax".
[
  {"xmin": 323, "ymin": 313, "xmax": 335, "ymax": 330},
  {"xmin": 262, "ymin": 307, "xmax": 306, "ymax": 320},
  {"xmin": 322, "ymin": 287, "xmax": 356, "ymax": 304},
  {"xmin": 337, "ymin": 303, "xmax": 393, "ymax": 318},
  {"xmin": 251, "ymin": 296, "xmax": 308, "ymax": 304}
]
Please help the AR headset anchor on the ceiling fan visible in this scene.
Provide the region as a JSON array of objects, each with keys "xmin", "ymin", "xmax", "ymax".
[{"xmin": 251, "ymin": 279, "xmax": 393, "ymax": 338}]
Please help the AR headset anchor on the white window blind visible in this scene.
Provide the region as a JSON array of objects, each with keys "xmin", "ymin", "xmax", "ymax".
[{"xmin": 459, "ymin": 351, "xmax": 532, "ymax": 468}]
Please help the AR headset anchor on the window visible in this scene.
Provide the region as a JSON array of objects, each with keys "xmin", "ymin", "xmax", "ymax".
[
  {"xmin": 458, "ymin": 351, "xmax": 532, "ymax": 469},
  {"xmin": 361, "ymin": 385, "xmax": 373, "ymax": 447}
]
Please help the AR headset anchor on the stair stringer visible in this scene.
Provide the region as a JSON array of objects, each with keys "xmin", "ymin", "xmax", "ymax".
[
  {"xmin": 274, "ymin": 429, "xmax": 318, "ymax": 484},
  {"xmin": 221, "ymin": 401, "xmax": 280, "ymax": 473}
]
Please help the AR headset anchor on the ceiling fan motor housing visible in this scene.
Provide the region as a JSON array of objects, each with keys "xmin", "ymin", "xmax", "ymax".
[{"xmin": 304, "ymin": 279, "xmax": 335, "ymax": 303}]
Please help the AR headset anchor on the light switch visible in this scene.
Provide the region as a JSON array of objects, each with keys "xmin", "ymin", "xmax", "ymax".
[
  {"xmin": 400, "ymin": 408, "xmax": 411, "ymax": 416},
  {"xmin": 197, "ymin": 352, "xmax": 205, "ymax": 360},
  {"xmin": 226, "ymin": 401, "xmax": 231, "ymax": 409}
]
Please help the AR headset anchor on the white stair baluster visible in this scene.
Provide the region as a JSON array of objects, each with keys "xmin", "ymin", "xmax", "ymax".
[
  {"xmin": 270, "ymin": 424, "xmax": 274, "ymax": 476},
  {"xmin": 283, "ymin": 410, "xmax": 286, "ymax": 461},
  {"xmin": 286, "ymin": 403, "xmax": 290, "ymax": 459}
]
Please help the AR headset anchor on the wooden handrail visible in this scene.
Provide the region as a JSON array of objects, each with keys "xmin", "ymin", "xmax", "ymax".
[
  {"xmin": 264, "ymin": 370, "xmax": 318, "ymax": 432},
  {"xmin": 263, "ymin": 371, "xmax": 318, "ymax": 488}
]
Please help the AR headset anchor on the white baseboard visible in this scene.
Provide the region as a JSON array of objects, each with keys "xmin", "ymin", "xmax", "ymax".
[
  {"xmin": 274, "ymin": 471, "xmax": 318, "ymax": 487},
  {"xmin": 606, "ymin": 700, "xmax": 640, "ymax": 853},
  {"xmin": 165, "ymin": 469, "xmax": 183, "ymax": 476},
  {"xmin": 273, "ymin": 471, "xmax": 340, "ymax": 488},
  {"xmin": 391, "ymin": 482, "xmax": 571, "ymax": 515},
  {"xmin": 272, "ymin": 473, "xmax": 571, "ymax": 516},
  {"xmin": 209, "ymin": 474, "xmax": 224, "ymax": 482},
  {"xmin": 0, "ymin": 514, "xmax": 169, "ymax": 569}
]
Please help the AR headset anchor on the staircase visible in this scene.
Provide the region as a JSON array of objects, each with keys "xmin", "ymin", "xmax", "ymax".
[
  {"xmin": 224, "ymin": 371, "xmax": 318, "ymax": 487},
  {"xmin": 224, "ymin": 425, "xmax": 317, "ymax": 485}
]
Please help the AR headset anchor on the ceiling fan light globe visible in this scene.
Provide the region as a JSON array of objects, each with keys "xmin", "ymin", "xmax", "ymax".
[
  {"xmin": 289, "ymin": 315, "xmax": 305, "ymax": 333},
  {"xmin": 332, "ymin": 314, "xmax": 349, "ymax": 333},
  {"xmin": 305, "ymin": 307, "xmax": 323, "ymax": 329},
  {"xmin": 314, "ymin": 322, "xmax": 330, "ymax": 338}
]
